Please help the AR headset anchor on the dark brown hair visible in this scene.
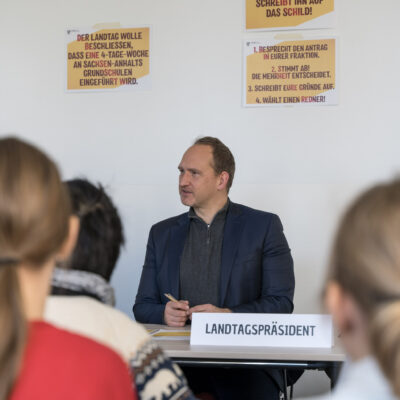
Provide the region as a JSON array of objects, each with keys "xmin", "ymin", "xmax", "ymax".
[
  {"xmin": 0, "ymin": 137, "xmax": 70, "ymax": 398},
  {"xmin": 328, "ymin": 179, "xmax": 400, "ymax": 396},
  {"xmin": 194, "ymin": 137, "xmax": 235, "ymax": 192},
  {"xmin": 56, "ymin": 178, "xmax": 124, "ymax": 282}
]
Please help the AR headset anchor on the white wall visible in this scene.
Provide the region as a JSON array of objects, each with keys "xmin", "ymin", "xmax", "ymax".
[{"xmin": 1, "ymin": 0, "xmax": 400, "ymax": 396}]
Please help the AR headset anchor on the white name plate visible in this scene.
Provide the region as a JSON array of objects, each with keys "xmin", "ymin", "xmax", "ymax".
[{"xmin": 190, "ymin": 313, "xmax": 332, "ymax": 348}]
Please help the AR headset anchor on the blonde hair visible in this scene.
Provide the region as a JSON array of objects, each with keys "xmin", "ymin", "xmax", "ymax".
[
  {"xmin": 328, "ymin": 179, "xmax": 400, "ymax": 396},
  {"xmin": 0, "ymin": 137, "xmax": 70, "ymax": 398}
]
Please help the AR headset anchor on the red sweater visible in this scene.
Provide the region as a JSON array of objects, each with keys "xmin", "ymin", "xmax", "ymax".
[{"xmin": 10, "ymin": 321, "xmax": 137, "ymax": 400}]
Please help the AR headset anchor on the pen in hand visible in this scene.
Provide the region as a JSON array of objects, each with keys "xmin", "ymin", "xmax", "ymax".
[
  {"xmin": 164, "ymin": 293, "xmax": 178, "ymax": 303},
  {"xmin": 163, "ymin": 293, "xmax": 190, "ymax": 327}
]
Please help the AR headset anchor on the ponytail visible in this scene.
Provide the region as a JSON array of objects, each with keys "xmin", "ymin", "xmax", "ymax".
[
  {"xmin": 0, "ymin": 265, "xmax": 26, "ymax": 399},
  {"xmin": 370, "ymin": 302, "xmax": 400, "ymax": 397},
  {"xmin": 0, "ymin": 137, "xmax": 71, "ymax": 397},
  {"xmin": 327, "ymin": 179, "xmax": 400, "ymax": 397}
]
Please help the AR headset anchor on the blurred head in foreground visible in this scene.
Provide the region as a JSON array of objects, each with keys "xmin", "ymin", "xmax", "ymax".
[
  {"xmin": 325, "ymin": 178, "xmax": 400, "ymax": 396},
  {"xmin": 0, "ymin": 137, "xmax": 74, "ymax": 398}
]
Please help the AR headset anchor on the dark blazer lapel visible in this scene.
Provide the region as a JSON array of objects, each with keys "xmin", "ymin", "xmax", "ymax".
[
  {"xmin": 167, "ymin": 213, "xmax": 190, "ymax": 299},
  {"xmin": 219, "ymin": 202, "xmax": 244, "ymax": 306}
]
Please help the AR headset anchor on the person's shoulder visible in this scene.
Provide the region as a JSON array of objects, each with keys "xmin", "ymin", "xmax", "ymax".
[
  {"xmin": 47, "ymin": 295, "xmax": 117, "ymax": 319},
  {"xmin": 87, "ymin": 299, "xmax": 151, "ymax": 346},
  {"xmin": 230, "ymin": 201, "xmax": 278, "ymax": 220},
  {"xmin": 78, "ymin": 299, "xmax": 151, "ymax": 360},
  {"xmin": 31, "ymin": 321, "xmax": 130, "ymax": 375},
  {"xmin": 25, "ymin": 321, "xmax": 134, "ymax": 399},
  {"xmin": 45, "ymin": 295, "xmax": 108, "ymax": 328},
  {"xmin": 48, "ymin": 295, "xmax": 142, "ymax": 328},
  {"xmin": 150, "ymin": 212, "xmax": 188, "ymax": 231},
  {"xmin": 46, "ymin": 296, "xmax": 150, "ymax": 359},
  {"xmin": 35, "ymin": 321, "xmax": 124, "ymax": 362}
]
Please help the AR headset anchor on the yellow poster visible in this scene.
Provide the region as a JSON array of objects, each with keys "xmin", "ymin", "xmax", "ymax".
[
  {"xmin": 66, "ymin": 27, "xmax": 150, "ymax": 91},
  {"xmin": 246, "ymin": 0, "xmax": 335, "ymax": 31},
  {"xmin": 244, "ymin": 38, "xmax": 337, "ymax": 106}
]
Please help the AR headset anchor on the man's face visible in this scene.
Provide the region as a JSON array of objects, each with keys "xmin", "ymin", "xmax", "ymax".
[{"xmin": 178, "ymin": 145, "xmax": 221, "ymax": 209}]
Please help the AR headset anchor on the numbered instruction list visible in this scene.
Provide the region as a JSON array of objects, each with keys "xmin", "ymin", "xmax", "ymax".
[{"xmin": 244, "ymin": 38, "xmax": 337, "ymax": 106}]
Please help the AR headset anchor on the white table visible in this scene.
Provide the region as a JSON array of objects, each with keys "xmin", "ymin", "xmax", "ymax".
[{"xmin": 146, "ymin": 323, "xmax": 346, "ymax": 397}]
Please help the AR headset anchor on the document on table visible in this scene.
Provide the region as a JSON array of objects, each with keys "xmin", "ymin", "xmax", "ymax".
[{"xmin": 147, "ymin": 328, "xmax": 191, "ymax": 341}]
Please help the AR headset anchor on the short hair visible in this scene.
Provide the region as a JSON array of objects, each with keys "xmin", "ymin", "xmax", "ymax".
[
  {"xmin": 194, "ymin": 136, "xmax": 235, "ymax": 192},
  {"xmin": 60, "ymin": 179, "xmax": 124, "ymax": 281}
]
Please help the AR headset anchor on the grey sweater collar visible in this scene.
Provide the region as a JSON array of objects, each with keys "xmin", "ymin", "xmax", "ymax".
[{"xmin": 52, "ymin": 267, "xmax": 115, "ymax": 306}]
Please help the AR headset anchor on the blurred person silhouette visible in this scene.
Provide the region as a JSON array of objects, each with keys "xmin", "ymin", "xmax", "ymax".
[
  {"xmin": 45, "ymin": 178, "xmax": 194, "ymax": 400},
  {"xmin": 0, "ymin": 137, "xmax": 136, "ymax": 400},
  {"xmin": 301, "ymin": 179, "xmax": 400, "ymax": 399}
]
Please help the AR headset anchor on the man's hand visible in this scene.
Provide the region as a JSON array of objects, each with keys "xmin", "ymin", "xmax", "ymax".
[
  {"xmin": 164, "ymin": 300, "xmax": 189, "ymax": 327},
  {"xmin": 188, "ymin": 304, "xmax": 231, "ymax": 319}
]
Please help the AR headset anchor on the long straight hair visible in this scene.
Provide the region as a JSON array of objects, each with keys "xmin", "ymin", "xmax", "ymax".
[
  {"xmin": 328, "ymin": 179, "xmax": 400, "ymax": 396},
  {"xmin": 0, "ymin": 137, "xmax": 70, "ymax": 398}
]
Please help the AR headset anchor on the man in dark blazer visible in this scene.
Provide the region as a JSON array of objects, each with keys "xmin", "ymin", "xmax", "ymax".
[{"xmin": 133, "ymin": 137, "xmax": 295, "ymax": 399}]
